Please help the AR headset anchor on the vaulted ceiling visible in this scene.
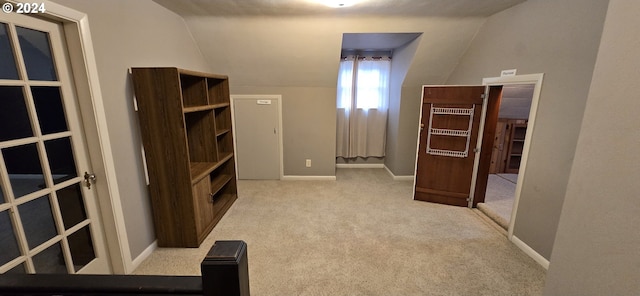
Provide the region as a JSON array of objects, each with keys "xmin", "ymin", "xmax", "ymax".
[
  {"xmin": 152, "ymin": 0, "xmax": 528, "ymax": 87},
  {"xmin": 154, "ymin": 0, "xmax": 526, "ymax": 17}
]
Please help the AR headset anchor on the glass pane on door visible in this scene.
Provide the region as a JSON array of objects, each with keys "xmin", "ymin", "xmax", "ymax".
[
  {"xmin": 0, "ymin": 211, "xmax": 21, "ymax": 266},
  {"xmin": 68, "ymin": 226, "xmax": 95, "ymax": 271},
  {"xmin": 3, "ymin": 143, "xmax": 46, "ymax": 198},
  {"xmin": 32, "ymin": 86, "xmax": 68, "ymax": 135},
  {"xmin": 45, "ymin": 137, "xmax": 77, "ymax": 184},
  {"xmin": 57, "ymin": 184, "xmax": 86, "ymax": 230},
  {"xmin": 0, "ymin": 23, "xmax": 19, "ymax": 80},
  {"xmin": 0, "ymin": 86, "xmax": 33, "ymax": 142},
  {"xmin": 18, "ymin": 195, "xmax": 58, "ymax": 249},
  {"xmin": 6, "ymin": 263, "xmax": 27, "ymax": 274},
  {"xmin": 15, "ymin": 26, "xmax": 57, "ymax": 81},
  {"xmin": 32, "ymin": 242, "xmax": 66, "ymax": 273}
]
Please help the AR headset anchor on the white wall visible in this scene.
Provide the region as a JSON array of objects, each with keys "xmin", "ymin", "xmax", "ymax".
[
  {"xmin": 231, "ymin": 85, "xmax": 338, "ymax": 176},
  {"xmin": 53, "ymin": 0, "xmax": 211, "ymax": 261},
  {"xmin": 182, "ymin": 16, "xmax": 485, "ymax": 176},
  {"xmin": 445, "ymin": 0, "xmax": 609, "ymax": 260},
  {"xmin": 544, "ymin": 0, "xmax": 640, "ymax": 294},
  {"xmin": 385, "ymin": 37, "xmax": 422, "ymax": 175}
]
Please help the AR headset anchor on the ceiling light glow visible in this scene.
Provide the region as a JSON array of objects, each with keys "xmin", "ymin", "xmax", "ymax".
[{"xmin": 319, "ymin": 0, "xmax": 359, "ymax": 8}]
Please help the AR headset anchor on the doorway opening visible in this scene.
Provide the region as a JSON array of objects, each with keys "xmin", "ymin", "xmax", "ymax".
[
  {"xmin": 477, "ymin": 84, "xmax": 534, "ymax": 229},
  {"xmin": 475, "ymin": 73, "xmax": 544, "ymax": 238},
  {"xmin": 412, "ymin": 75, "xmax": 543, "ymax": 265}
]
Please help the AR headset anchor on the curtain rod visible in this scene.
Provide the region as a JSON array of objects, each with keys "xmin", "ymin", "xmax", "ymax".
[
  {"xmin": 340, "ymin": 55, "xmax": 393, "ymax": 60},
  {"xmin": 341, "ymin": 49, "xmax": 393, "ymax": 56}
]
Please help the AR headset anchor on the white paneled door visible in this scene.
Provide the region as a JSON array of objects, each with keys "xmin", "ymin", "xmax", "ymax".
[
  {"xmin": 232, "ymin": 96, "xmax": 282, "ymax": 180},
  {"xmin": 0, "ymin": 13, "xmax": 110, "ymax": 274}
]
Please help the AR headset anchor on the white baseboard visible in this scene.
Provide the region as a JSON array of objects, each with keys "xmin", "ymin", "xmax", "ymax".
[
  {"xmin": 511, "ymin": 235, "xmax": 550, "ymax": 270},
  {"xmin": 335, "ymin": 163, "xmax": 384, "ymax": 169},
  {"xmin": 282, "ymin": 175, "xmax": 337, "ymax": 181},
  {"xmin": 384, "ymin": 165, "xmax": 415, "ymax": 181},
  {"xmin": 129, "ymin": 240, "xmax": 157, "ymax": 273}
]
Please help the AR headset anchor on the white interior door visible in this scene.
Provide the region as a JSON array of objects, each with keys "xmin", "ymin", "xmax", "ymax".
[
  {"xmin": 0, "ymin": 12, "xmax": 110, "ymax": 274},
  {"xmin": 232, "ymin": 95, "xmax": 282, "ymax": 180}
]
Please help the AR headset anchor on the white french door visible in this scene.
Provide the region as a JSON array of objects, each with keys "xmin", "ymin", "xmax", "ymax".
[{"xmin": 0, "ymin": 13, "xmax": 110, "ymax": 274}]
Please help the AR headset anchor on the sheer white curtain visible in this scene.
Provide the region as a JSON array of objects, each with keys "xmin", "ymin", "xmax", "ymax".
[{"xmin": 336, "ymin": 55, "xmax": 391, "ymax": 158}]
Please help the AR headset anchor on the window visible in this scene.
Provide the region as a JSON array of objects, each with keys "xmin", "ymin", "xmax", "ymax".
[
  {"xmin": 336, "ymin": 54, "xmax": 391, "ymax": 158},
  {"xmin": 337, "ymin": 55, "xmax": 391, "ymax": 111}
]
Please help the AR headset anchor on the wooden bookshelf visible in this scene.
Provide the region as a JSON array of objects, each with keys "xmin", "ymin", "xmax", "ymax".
[
  {"xmin": 505, "ymin": 123, "xmax": 527, "ymax": 173},
  {"xmin": 132, "ymin": 67, "xmax": 237, "ymax": 247},
  {"xmin": 489, "ymin": 119, "xmax": 527, "ymax": 174}
]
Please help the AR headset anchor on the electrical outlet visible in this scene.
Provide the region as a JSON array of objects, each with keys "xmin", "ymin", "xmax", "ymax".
[{"xmin": 305, "ymin": 159, "xmax": 311, "ymax": 167}]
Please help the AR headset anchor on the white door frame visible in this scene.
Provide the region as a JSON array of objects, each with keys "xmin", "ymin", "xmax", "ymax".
[
  {"xmin": 5, "ymin": 0, "xmax": 130, "ymax": 274},
  {"xmin": 481, "ymin": 73, "xmax": 548, "ymax": 269},
  {"xmin": 230, "ymin": 94, "xmax": 284, "ymax": 180}
]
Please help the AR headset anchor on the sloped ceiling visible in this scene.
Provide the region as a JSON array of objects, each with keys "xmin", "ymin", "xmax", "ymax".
[
  {"xmin": 342, "ymin": 33, "xmax": 421, "ymax": 51},
  {"xmin": 154, "ymin": 0, "xmax": 526, "ymax": 17},
  {"xmin": 153, "ymin": 0, "xmax": 527, "ymax": 87}
]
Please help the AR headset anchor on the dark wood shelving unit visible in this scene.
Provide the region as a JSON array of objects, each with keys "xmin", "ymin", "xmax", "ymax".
[
  {"xmin": 489, "ymin": 119, "xmax": 527, "ymax": 174},
  {"xmin": 132, "ymin": 67, "xmax": 237, "ymax": 248},
  {"xmin": 505, "ymin": 122, "xmax": 527, "ymax": 174}
]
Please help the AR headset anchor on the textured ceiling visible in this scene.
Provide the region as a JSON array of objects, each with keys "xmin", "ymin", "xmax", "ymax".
[
  {"xmin": 154, "ymin": 0, "xmax": 526, "ymax": 17},
  {"xmin": 503, "ymin": 84, "xmax": 535, "ymax": 98},
  {"xmin": 500, "ymin": 84, "xmax": 535, "ymax": 119}
]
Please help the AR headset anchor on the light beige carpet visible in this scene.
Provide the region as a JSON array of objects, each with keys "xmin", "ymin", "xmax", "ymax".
[
  {"xmin": 497, "ymin": 173, "xmax": 519, "ymax": 184},
  {"xmin": 134, "ymin": 169, "xmax": 545, "ymax": 295}
]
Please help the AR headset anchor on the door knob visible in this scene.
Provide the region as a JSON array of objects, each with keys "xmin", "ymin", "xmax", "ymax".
[{"xmin": 84, "ymin": 172, "xmax": 97, "ymax": 189}]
